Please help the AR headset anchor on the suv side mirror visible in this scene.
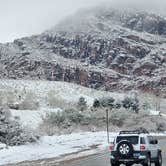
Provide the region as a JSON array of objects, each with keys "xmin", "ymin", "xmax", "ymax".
[{"xmin": 150, "ymin": 139, "xmax": 158, "ymax": 144}]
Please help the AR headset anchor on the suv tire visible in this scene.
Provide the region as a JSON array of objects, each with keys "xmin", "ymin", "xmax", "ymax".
[
  {"xmin": 155, "ymin": 152, "xmax": 162, "ymax": 166},
  {"xmin": 117, "ymin": 141, "xmax": 133, "ymax": 157},
  {"xmin": 143, "ymin": 155, "xmax": 151, "ymax": 166}
]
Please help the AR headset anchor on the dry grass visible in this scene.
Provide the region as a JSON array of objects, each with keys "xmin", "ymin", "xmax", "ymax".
[
  {"xmin": 18, "ymin": 92, "xmax": 39, "ymax": 110},
  {"xmin": 138, "ymin": 92, "xmax": 166, "ymax": 113},
  {"xmin": 47, "ymin": 91, "xmax": 76, "ymax": 109},
  {"xmin": 0, "ymin": 90, "xmax": 18, "ymax": 106}
]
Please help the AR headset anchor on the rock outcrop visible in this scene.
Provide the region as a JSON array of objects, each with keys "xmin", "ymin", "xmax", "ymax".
[{"xmin": 0, "ymin": 8, "xmax": 165, "ymax": 96}]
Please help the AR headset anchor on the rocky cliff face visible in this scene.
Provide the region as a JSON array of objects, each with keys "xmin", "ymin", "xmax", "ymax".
[{"xmin": 0, "ymin": 8, "xmax": 165, "ymax": 96}]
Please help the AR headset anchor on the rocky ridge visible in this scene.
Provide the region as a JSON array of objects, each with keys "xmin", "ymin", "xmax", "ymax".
[{"xmin": 0, "ymin": 7, "xmax": 165, "ymax": 96}]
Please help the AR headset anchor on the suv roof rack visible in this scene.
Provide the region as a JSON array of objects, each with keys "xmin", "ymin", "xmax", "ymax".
[{"xmin": 119, "ymin": 130, "xmax": 149, "ymax": 135}]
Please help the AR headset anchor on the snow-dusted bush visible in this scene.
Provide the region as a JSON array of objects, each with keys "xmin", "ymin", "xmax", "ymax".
[
  {"xmin": 47, "ymin": 91, "xmax": 73, "ymax": 109},
  {"xmin": 0, "ymin": 91, "xmax": 17, "ymax": 106},
  {"xmin": 43, "ymin": 111, "xmax": 66, "ymax": 127},
  {"xmin": 41, "ymin": 108, "xmax": 97, "ymax": 131},
  {"xmin": 0, "ymin": 107, "xmax": 39, "ymax": 146},
  {"xmin": 93, "ymin": 99, "xmax": 100, "ymax": 108},
  {"xmin": 114, "ymin": 101, "xmax": 122, "ymax": 109},
  {"xmin": 93, "ymin": 97, "xmax": 115, "ymax": 109},
  {"xmin": 122, "ymin": 96, "xmax": 140, "ymax": 113},
  {"xmin": 65, "ymin": 109, "xmax": 97, "ymax": 125},
  {"xmin": 142, "ymin": 101, "xmax": 151, "ymax": 111},
  {"xmin": 156, "ymin": 122, "xmax": 166, "ymax": 132},
  {"xmin": 109, "ymin": 109, "xmax": 126, "ymax": 127},
  {"xmin": 18, "ymin": 92, "xmax": 39, "ymax": 110},
  {"xmin": 77, "ymin": 97, "xmax": 87, "ymax": 112},
  {"xmin": 47, "ymin": 91, "xmax": 59, "ymax": 108}
]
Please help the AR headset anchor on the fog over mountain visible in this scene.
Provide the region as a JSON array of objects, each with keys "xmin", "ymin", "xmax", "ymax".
[
  {"xmin": 0, "ymin": 0, "xmax": 166, "ymax": 164},
  {"xmin": 0, "ymin": 0, "xmax": 165, "ymax": 43},
  {"xmin": 0, "ymin": 0, "xmax": 107, "ymax": 43},
  {"xmin": 111, "ymin": 0, "xmax": 166, "ymax": 13}
]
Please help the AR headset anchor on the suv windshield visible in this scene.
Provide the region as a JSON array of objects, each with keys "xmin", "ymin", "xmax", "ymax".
[{"xmin": 116, "ymin": 136, "xmax": 139, "ymax": 145}]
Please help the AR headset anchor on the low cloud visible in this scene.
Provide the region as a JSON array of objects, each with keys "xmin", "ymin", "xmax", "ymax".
[
  {"xmin": 0, "ymin": 0, "xmax": 165, "ymax": 43},
  {"xmin": 0, "ymin": 0, "xmax": 108, "ymax": 42},
  {"xmin": 110, "ymin": 0, "xmax": 166, "ymax": 13}
]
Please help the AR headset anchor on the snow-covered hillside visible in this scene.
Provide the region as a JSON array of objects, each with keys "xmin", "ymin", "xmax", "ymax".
[
  {"xmin": 0, "ymin": 79, "xmax": 124, "ymax": 129},
  {"xmin": 0, "ymin": 79, "xmax": 124, "ymax": 106}
]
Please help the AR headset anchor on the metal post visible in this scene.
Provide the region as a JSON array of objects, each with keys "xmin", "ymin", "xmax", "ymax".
[{"xmin": 106, "ymin": 109, "xmax": 109, "ymax": 143}]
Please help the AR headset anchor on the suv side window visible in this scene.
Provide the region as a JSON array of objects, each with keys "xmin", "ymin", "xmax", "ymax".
[
  {"xmin": 140, "ymin": 137, "xmax": 146, "ymax": 144},
  {"xmin": 148, "ymin": 136, "xmax": 153, "ymax": 144}
]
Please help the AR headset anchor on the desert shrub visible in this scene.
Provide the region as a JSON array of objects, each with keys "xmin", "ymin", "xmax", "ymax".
[
  {"xmin": 0, "ymin": 92, "xmax": 3, "ymax": 106},
  {"xmin": 65, "ymin": 109, "xmax": 84, "ymax": 124},
  {"xmin": 93, "ymin": 96, "xmax": 140, "ymax": 113},
  {"xmin": 156, "ymin": 122, "xmax": 166, "ymax": 132},
  {"xmin": 122, "ymin": 96, "xmax": 140, "ymax": 113},
  {"xmin": 114, "ymin": 101, "xmax": 122, "ymax": 109},
  {"xmin": 93, "ymin": 99, "xmax": 100, "ymax": 108},
  {"xmin": 47, "ymin": 91, "xmax": 74, "ymax": 109},
  {"xmin": 110, "ymin": 118, "xmax": 124, "ymax": 127},
  {"xmin": 66, "ymin": 109, "xmax": 97, "ymax": 125},
  {"xmin": 43, "ymin": 111, "xmax": 66, "ymax": 126},
  {"xmin": 0, "ymin": 91, "xmax": 17, "ymax": 106},
  {"xmin": 18, "ymin": 92, "xmax": 39, "ymax": 110},
  {"xmin": 109, "ymin": 112, "xmax": 124, "ymax": 127},
  {"xmin": 142, "ymin": 102, "xmax": 151, "ymax": 111},
  {"xmin": 42, "ymin": 108, "xmax": 97, "ymax": 128},
  {"xmin": 47, "ymin": 91, "xmax": 58, "ymax": 108},
  {"xmin": 139, "ymin": 92, "xmax": 163, "ymax": 112},
  {"xmin": 77, "ymin": 97, "xmax": 87, "ymax": 112},
  {"xmin": 48, "ymin": 97, "xmax": 65, "ymax": 109},
  {"xmin": 122, "ymin": 97, "xmax": 132, "ymax": 109},
  {"xmin": 136, "ymin": 127, "xmax": 149, "ymax": 133},
  {"xmin": 93, "ymin": 97, "xmax": 115, "ymax": 109},
  {"xmin": 100, "ymin": 98, "xmax": 108, "ymax": 108},
  {"xmin": 0, "ymin": 107, "xmax": 39, "ymax": 146},
  {"xmin": 101, "ymin": 97, "xmax": 115, "ymax": 109}
]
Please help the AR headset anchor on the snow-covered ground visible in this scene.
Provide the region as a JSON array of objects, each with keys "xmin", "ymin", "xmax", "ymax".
[
  {"xmin": 0, "ymin": 79, "xmax": 165, "ymax": 165},
  {"xmin": 149, "ymin": 110, "xmax": 161, "ymax": 116},
  {"xmin": 10, "ymin": 108, "xmax": 62, "ymax": 129},
  {"xmin": 0, "ymin": 79, "xmax": 164, "ymax": 130},
  {"xmin": 0, "ymin": 79, "xmax": 125, "ymax": 129},
  {"xmin": 0, "ymin": 79, "xmax": 125, "ymax": 107},
  {"xmin": 0, "ymin": 131, "xmax": 166, "ymax": 166},
  {"xmin": 0, "ymin": 132, "xmax": 116, "ymax": 166}
]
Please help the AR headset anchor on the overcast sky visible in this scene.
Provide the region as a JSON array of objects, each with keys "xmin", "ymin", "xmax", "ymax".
[
  {"xmin": 0, "ymin": 0, "xmax": 165, "ymax": 43},
  {"xmin": 0, "ymin": 0, "xmax": 108, "ymax": 43}
]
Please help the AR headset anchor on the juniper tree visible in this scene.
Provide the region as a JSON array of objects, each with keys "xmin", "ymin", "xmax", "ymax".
[
  {"xmin": 77, "ymin": 97, "xmax": 87, "ymax": 112},
  {"xmin": 0, "ymin": 107, "xmax": 39, "ymax": 146}
]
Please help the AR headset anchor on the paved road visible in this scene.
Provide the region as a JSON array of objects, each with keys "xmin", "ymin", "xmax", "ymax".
[
  {"xmin": 61, "ymin": 138, "xmax": 166, "ymax": 166},
  {"xmin": 61, "ymin": 152, "xmax": 165, "ymax": 166},
  {"xmin": 5, "ymin": 138, "xmax": 166, "ymax": 166}
]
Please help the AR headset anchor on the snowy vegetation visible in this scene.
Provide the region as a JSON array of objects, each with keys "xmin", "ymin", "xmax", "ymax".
[
  {"xmin": 0, "ymin": 4, "xmax": 165, "ymax": 165},
  {"xmin": 93, "ymin": 96, "xmax": 139, "ymax": 113},
  {"xmin": 0, "ymin": 79, "xmax": 165, "ymax": 137},
  {"xmin": 0, "ymin": 107, "xmax": 39, "ymax": 146}
]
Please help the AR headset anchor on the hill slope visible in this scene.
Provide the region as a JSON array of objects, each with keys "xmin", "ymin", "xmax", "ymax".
[{"xmin": 0, "ymin": 7, "xmax": 165, "ymax": 96}]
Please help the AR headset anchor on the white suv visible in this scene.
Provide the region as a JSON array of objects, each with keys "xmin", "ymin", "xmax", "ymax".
[{"xmin": 110, "ymin": 130, "xmax": 162, "ymax": 166}]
